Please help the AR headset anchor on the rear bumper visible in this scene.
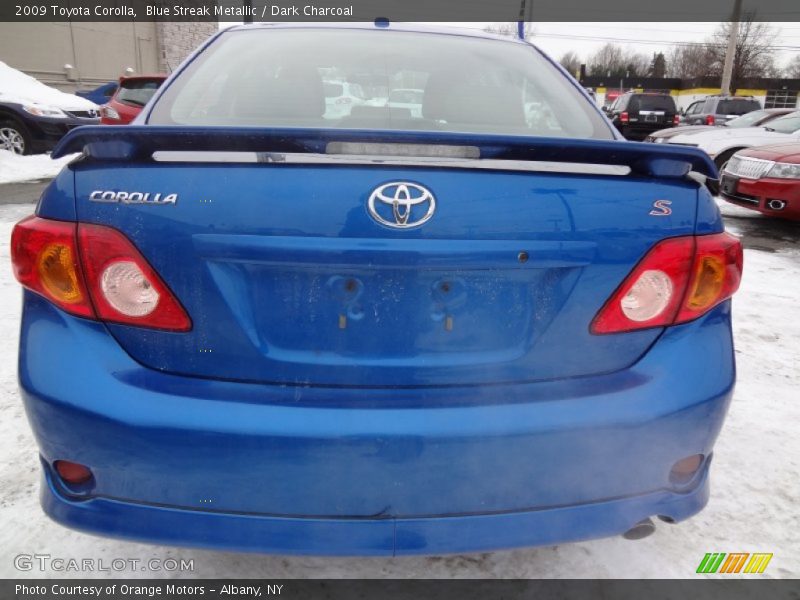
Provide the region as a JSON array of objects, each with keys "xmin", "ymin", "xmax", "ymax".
[
  {"xmin": 721, "ymin": 176, "xmax": 800, "ymax": 220},
  {"xmin": 19, "ymin": 292, "xmax": 735, "ymax": 555},
  {"xmin": 41, "ymin": 459, "xmax": 710, "ymax": 556}
]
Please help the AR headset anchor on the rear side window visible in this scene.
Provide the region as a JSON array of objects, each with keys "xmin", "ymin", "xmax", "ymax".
[
  {"xmin": 629, "ymin": 95, "xmax": 676, "ymax": 112},
  {"xmin": 117, "ymin": 79, "xmax": 162, "ymax": 107},
  {"xmin": 686, "ymin": 101, "xmax": 703, "ymax": 115},
  {"xmin": 149, "ymin": 29, "xmax": 613, "ymax": 139},
  {"xmin": 717, "ymin": 99, "xmax": 761, "ymax": 115}
]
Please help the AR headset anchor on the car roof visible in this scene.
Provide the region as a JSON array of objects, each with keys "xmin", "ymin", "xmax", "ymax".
[{"xmin": 224, "ymin": 22, "xmax": 527, "ymax": 44}]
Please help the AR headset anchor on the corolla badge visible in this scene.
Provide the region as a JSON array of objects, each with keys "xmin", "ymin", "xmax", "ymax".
[
  {"xmin": 89, "ymin": 190, "xmax": 178, "ymax": 205},
  {"xmin": 367, "ymin": 182, "xmax": 436, "ymax": 228}
]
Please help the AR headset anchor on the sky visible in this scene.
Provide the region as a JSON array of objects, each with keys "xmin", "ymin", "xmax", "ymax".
[
  {"xmin": 455, "ymin": 22, "xmax": 800, "ymax": 71},
  {"xmin": 220, "ymin": 21, "xmax": 800, "ymax": 72}
]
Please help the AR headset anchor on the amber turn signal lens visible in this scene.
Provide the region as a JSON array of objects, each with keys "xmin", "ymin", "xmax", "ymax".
[
  {"xmin": 684, "ymin": 255, "xmax": 725, "ymax": 312},
  {"xmin": 37, "ymin": 243, "xmax": 84, "ymax": 305}
]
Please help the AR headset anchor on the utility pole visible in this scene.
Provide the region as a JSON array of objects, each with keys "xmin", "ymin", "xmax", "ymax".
[{"xmin": 720, "ymin": 0, "xmax": 743, "ymax": 96}]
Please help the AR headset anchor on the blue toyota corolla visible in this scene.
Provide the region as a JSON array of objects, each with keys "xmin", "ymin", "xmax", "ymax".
[{"xmin": 11, "ymin": 23, "xmax": 742, "ymax": 555}]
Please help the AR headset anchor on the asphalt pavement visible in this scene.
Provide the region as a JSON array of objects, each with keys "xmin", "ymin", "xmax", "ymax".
[{"xmin": 0, "ymin": 180, "xmax": 48, "ymax": 205}]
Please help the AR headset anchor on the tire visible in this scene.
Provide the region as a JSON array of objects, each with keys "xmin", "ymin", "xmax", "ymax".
[
  {"xmin": 0, "ymin": 118, "xmax": 32, "ymax": 155},
  {"xmin": 707, "ymin": 148, "xmax": 741, "ymax": 196}
]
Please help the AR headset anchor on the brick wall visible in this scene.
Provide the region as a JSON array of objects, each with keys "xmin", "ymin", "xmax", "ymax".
[{"xmin": 156, "ymin": 22, "xmax": 218, "ymax": 73}]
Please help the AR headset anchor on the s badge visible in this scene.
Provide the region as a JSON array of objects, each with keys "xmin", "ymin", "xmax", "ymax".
[{"xmin": 649, "ymin": 199, "xmax": 672, "ymax": 216}]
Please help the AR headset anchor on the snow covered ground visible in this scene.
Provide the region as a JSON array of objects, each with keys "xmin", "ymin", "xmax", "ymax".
[
  {"xmin": 0, "ymin": 150, "xmax": 79, "ymax": 184},
  {"xmin": 0, "ymin": 199, "xmax": 797, "ymax": 579}
]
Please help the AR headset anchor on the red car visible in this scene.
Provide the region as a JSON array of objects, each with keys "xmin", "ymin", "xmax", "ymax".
[
  {"xmin": 720, "ymin": 142, "xmax": 800, "ymax": 220},
  {"xmin": 100, "ymin": 74, "xmax": 167, "ymax": 125}
]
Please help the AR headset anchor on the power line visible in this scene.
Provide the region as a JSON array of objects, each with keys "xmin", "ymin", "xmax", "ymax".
[{"xmin": 530, "ymin": 31, "xmax": 800, "ymax": 50}]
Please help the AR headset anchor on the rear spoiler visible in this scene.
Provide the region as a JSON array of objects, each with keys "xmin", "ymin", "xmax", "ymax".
[{"xmin": 52, "ymin": 126, "xmax": 717, "ymax": 180}]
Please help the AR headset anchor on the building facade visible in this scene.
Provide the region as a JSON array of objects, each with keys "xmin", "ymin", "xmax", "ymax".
[{"xmin": 0, "ymin": 22, "xmax": 217, "ymax": 92}]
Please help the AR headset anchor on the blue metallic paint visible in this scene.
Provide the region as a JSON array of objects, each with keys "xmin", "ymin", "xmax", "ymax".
[
  {"xmin": 66, "ymin": 160, "xmax": 704, "ymax": 387},
  {"xmin": 19, "ymin": 23, "xmax": 736, "ymax": 554},
  {"xmin": 20, "ymin": 289, "xmax": 733, "ymax": 552}
]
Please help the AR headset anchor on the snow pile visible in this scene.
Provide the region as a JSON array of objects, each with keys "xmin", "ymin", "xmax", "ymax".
[
  {"xmin": 0, "ymin": 203, "xmax": 796, "ymax": 578},
  {"xmin": 0, "ymin": 61, "xmax": 97, "ymax": 111},
  {"xmin": 0, "ymin": 150, "xmax": 79, "ymax": 184}
]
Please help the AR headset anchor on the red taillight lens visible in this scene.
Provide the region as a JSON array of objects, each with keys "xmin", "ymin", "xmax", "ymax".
[
  {"xmin": 11, "ymin": 216, "xmax": 191, "ymax": 331},
  {"xmin": 620, "ymin": 111, "xmax": 629, "ymax": 124},
  {"xmin": 591, "ymin": 233, "xmax": 742, "ymax": 335},
  {"xmin": 705, "ymin": 114, "xmax": 715, "ymax": 125},
  {"xmin": 78, "ymin": 223, "xmax": 191, "ymax": 331},
  {"xmin": 54, "ymin": 460, "xmax": 93, "ymax": 485},
  {"xmin": 11, "ymin": 217, "xmax": 95, "ymax": 318},
  {"xmin": 673, "ymin": 114, "xmax": 681, "ymax": 125}
]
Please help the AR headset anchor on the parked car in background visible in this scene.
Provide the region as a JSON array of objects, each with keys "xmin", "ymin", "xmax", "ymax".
[
  {"xmin": 646, "ymin": 108, "xmax": 796, "ymax": 144},
  {"xmin": 323, "ymin": 80, "xmax": 368, "ymax": 119},
  {"xmin": 75, "ymin": 82, "xmax": 118, "ymax": 106},
  {"xmin": 669, "ymin": 110, "xmax": 800, "ymax": 193},
  {"xmin": 100, "ymin": 74, "xmax": 166, "ymax": 125},
  {"xmin": 0, "ymin": 61, "xmax": 99, "ymax": 154},
  {"xmin": 602, "ymin": 89, "xmax": 622, "ymax": 111},
  {"xmin": 680, "ymin": 95, "xmax": 761, "ymax": 126},
  {"xmin": 604, "ymin": 92, "xmax": 679, "ymax": 140},
  {"xmin": 13, "ymin": 23, "xmax": 742, "ymax": 556},
  {"xmin": 386, "ymin": 88, "xmax": 424, "ymax": 118},
  {"xmin": 720, "ymin": 142, "xmax": 800, "ymax": 220},
  {"xmin": 669, "ymin": 111, "xmax": 800, "ymax": 169}
]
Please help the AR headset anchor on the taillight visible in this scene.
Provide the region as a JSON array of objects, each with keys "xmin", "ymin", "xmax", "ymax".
[
  {"xmin": 620, "ymin": 112, "xmax": 629, "ymax": 124},
  {"xmin": 591, "ymin": 233, "xmax": 742, "ymax": 334},
  {"xmin": 101, "ymin": 105, "xmax": 121, "ymax": 120},
  {"xmin": 705, "ymin": 114, "xmax": 715, "ymax": 125},
  {"xmin": 11, "ymin": 216, "xmax": 191, "ymax": 331},
  {"xmin": 673, "ymin": 114, "xmax": 681, "ymax": 125},
  {"xmin": 11, "ymin": 217, "xmax": 94, "ymax": 318}
]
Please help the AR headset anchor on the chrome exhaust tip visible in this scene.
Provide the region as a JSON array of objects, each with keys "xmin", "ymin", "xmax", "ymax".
[
  {"xmin": 767, "ymin": 199, "xmax": 787, "ymax": 211},
  {"xmin": 623, "ymin": 517, "xmax": 656, "ymax": 540}
]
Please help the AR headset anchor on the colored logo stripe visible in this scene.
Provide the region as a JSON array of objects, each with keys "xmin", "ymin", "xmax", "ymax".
[
  {"xmin": 720, "ymin": 553, "xmax": 749, "ymax": 573},
  {"xmin": 744, "ymin": 554, "xmax": 773, "ymax": 574},
  {"xmin": 696, "ymin": 553, "xmax": 773, "ymax": 574},
  {"xmin": 697, "ymin": 553, "xmax": 726, "ymax": 573}
]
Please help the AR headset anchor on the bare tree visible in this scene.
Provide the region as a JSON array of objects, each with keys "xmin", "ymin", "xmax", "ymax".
[
  {"xmin": 588, "ymin": 43, "xmax": 649, "ymax": 77},
  {"xmin": 622, "ymin": 49, "xmax": 651, "ymax": 77},
  {"xmin": 784, "ymin": 55, "xmax": 800, "ymax": 78},
  {"xmin": 666, "ymin": 43, "xmax": 716, "ymax": 78},
  {"xmin": 559, "ymin": 51, "xmax": 582, "ymax": 77},
  {"xmin": 705, "ymin": 17, "xmax": 780, "ymax": 89},
  {"xmin": 483, "ymin": 22, "xmax": 535, "ymax": 40}
]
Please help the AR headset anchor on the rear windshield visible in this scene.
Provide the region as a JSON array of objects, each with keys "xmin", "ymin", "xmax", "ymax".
[
  {"xmin": 764, "ymin": 113, "xmax": 800, "ymax": 134},
  {"xmin": 717, "ymin": 99, "xmax": 761, "ymax": 115},
  {"xmin": 725, "ymin": 109, "xmax": 770, "ymax": 128},
  {"xmin": 389, "ymin": 89, "xmax": 424, "ymax": 104},
  {"xmin": 117, "ymin": 79, "xmax": 163, "ymax": 107},
  {"xmin": 628, "ymin": 95, "xmax": 675, "ymax": 112},
  {"xmin": 148, "ymin": 28, "xmax": 612, "ymax": 139}
]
